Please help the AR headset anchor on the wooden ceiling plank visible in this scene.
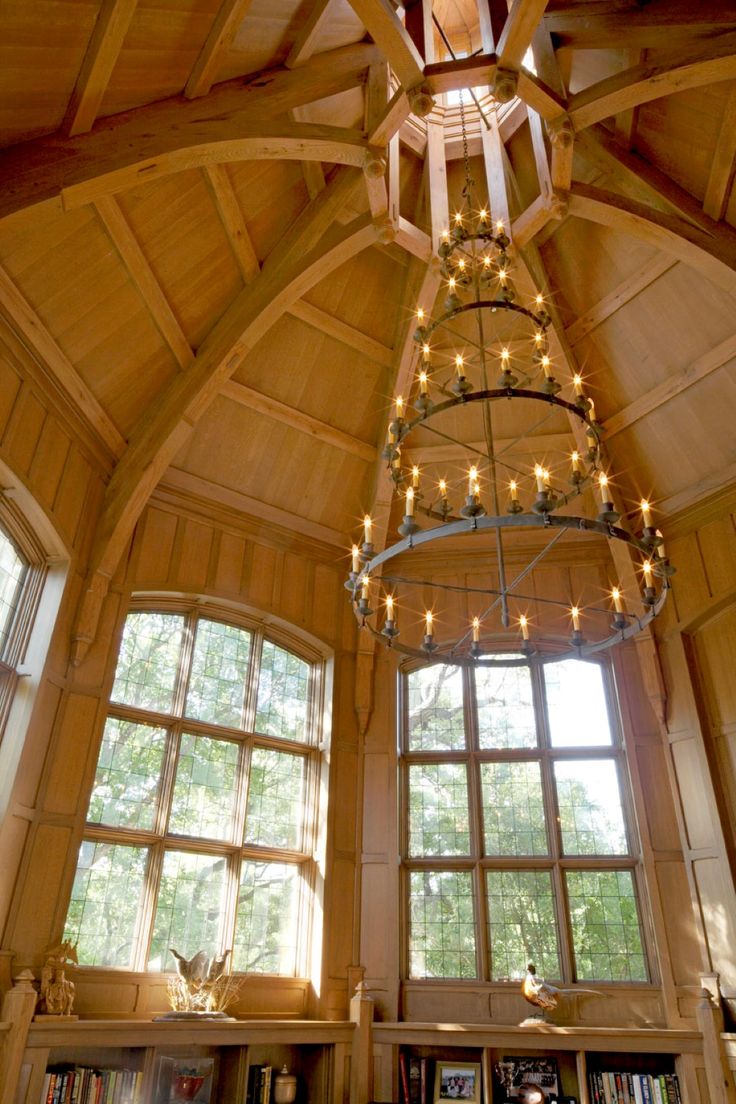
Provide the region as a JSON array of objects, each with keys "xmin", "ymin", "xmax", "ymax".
[
  {"xmin": 544, "ymin": 2, "xmax": 736, "ymax": 52},
  {"xmin": 185, "ymin": 0, "xmax": 256, "ymax": 100},
  {"xmin": 221, "ymin": 379, "xmax": 376, "ymax": 461},
  {"xmin": 569, "ymin": 34, "xmax": 736, "ymax": 131},
  {"xmin": 497, "ymin": 0, "xmax": 552, "ymax": 72},
  {"xmin": 0, "ymin": 264, "xmax": 125, "ymax": 459},
  {"xmin": 568, "ymin": 182, "xmax": 736, "ymax": 295},
  {"xmin": 658, "ymin": 460, "xmax": 736, "ymax": 519},
  {"xmin": 704, "ymin": 83, "xmax": 736, "ymax": 220},
  {"xmin": 204, "ymin": 164, "xmax": 261, "ymax": 283},
  {"xmin": 288, "ymin": 299, "xmax": 393, "ymax": 366},
  {"xmin": 94, "ymin": 195, "xmax": 194, "ymax": 370},
  {"xmin": 347, "ymin": 0, "xmax": 425, "ymax": 89},
  {"xmin": 72, "ymin": 180, "xmax": 378, "ymax": 661},
  {"xmin": 63, "ymin": 0, "xmax": 139, "ymax": 137},
  {"xmin": 409, "ymin": 432, "xmax": 573, "ymax": 465},
  {"xmin": 0, "ymin": 43, "xmax": 379, "ymax": 222},
  {"xmin": 286, "ymin": 0, "xmax": 335, "ymax": 68},
  {"xmin": 566, "ymin": 255, "xmax": 677, "ymax": 347},
  {"xmin": 604, "ymin": 333, "xmax": 736, "ymax": 439}
]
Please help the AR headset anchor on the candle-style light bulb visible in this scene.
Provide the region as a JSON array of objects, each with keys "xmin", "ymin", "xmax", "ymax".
[
  {"xmin": 534, "ymin": 331, "xmax": 543, "ymax": 346},
  {"xmin": 482, "ymin": 255, "xmax": 491, "ymax": 268},
  {"xmin": 422, "ymin": 342, "xmax": 430, "ymax": 363},
  {"xmin": 541, "ymin": 354, "xmax": 552, "ymax": 379},
  {"xmin": 455, "ymin": 353, "xmax": 464, "ymax": 377},
  {"xmin": 571, "ymin": 450, "xmax": 581, "ymax": 473},
  {"xmin": 442, "ymin": 228, "xmax": 450, "ymax": 241},
  {"xmin": 425, "ymin": 610, "xmax": 434, "ymax": 635},
  {"xmin": 519, "ymin": 614, "xmax": 530, "ymax": 641},
  {"xmin": 542, "ymin": 468, "xmax": 551, "ymax": 488},
  {"xmin": 385, "ymin": 594, "xmax": 394, "ymax": 617},
  {"xmin": 640, "ymin": 499, "xmax": 652, "ymax": 528},
  {"xmin": 472, "ymin": 616, "xmax": 480, "ymax": 642},
  {"xmin": 643, "ymin": 560, "xmax": 653, "ymax": 585},
  {"xmin": 479, "ymin": 208, "xmax": 488, "ymax": 222},
  {"xmin": 439, "ymin": 478, "xmax": 448, "ymax": 499},
  {"xmin": 571, "ymin": 606, "xmax": 581, "ymax": 632},
  {"xmin": 419, "ymin": 369, "xmax": 429, "ymax": 395},
  {"xmin": 598, "ymin": 472, "xmax": 609, "ymax": 504},
  {"xmin": 361, "ymin": 575, "xmax": 370, "ymax": 600},
  {"xmin": 468, "ymin": 465, "xmax": 479, "ymax": 496},
  {"xmin": 411, "ymin": 465, "xmax": 420, "ymax": 489},
  {"xmin": 496, "ymin": 219, "xmax": 504, "ymax": 232},
  {"xmin": 509, "ymin": 479, "xmax": 519, "ymax": 501},
  {"xmin": 363, "ymin": 515, "xmax": 372, "ymax": 544},
  {"xmin": 395, "ymin": 395, "xmax": 404, "ymax": 418},
  {"xmin": 501, "ymin": 347, "xmax": 510, "ymax": 364},
  {"xmin": 455, "ymin": 211, "xmax": 463, "ymax": 225},
  {"xmin": 535, "ymin": 293, "xmax": 544, "ymax": 308},
  {"xmin": 351, "ymin": 544, "xmax": 360, "ymax": 573},
  {"xmin": 405, "ymin": 486, "xmax": 415, "ymax": 516},
  {"xmin": 457, "ymin": 258, "xmax": 466, "ymax": 272},
  {"xmin": 573, "ymin": 373, "xmax": 584, "ymax": 396},
  {"xmin": 534, "ymin": 464, "xmax": 545, "ymax": 493},
  {"xmin": 499, "ymin": 268, "xmax": 507, "ymax": 283},
  {"xmin": 612, "ymin": 587, "xmax": 624, "ymax": 613},
  {"xmin": 416, "ymin": 307, "xmax": 425, "ymax": 321}
]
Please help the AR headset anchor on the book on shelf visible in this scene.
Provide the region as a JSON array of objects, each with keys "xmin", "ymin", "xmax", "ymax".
[
  {"xmin": 42, "ymin": 1067, "xmax": 143, "ymax": 1104},
  {"xmin": 588, "ymin": 1071, "xmax": 681, "ymax": 1104}
]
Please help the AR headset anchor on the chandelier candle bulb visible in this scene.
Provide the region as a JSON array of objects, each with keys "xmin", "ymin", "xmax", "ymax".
[
  {"xmin": 571, "ymin": 606, "xmax": 581, "ymax": 632},
  {"xmin": 439, "ymin": 479, "xmax": 447, "ymax": 500},
  {"xmin": 412, "ymin": 466, "xmax": 420, "ymax": 490},
  {"xmin": 598, "ymin": 472, "xmax": 610, "ymax": 504},
  {"xmin": 425, "ymin": 610, "xmax": 433, "ymax": 635},
  {"xmin": 571, "ymin": 451, "xmax": 581, "ymax": 473},
  {"xmin": 612, "ymin": 587, "xmax": 624, "ymax": 613},
  {"xmin": 641, "ymin": 499, "xmax": 652, "ymax": 528},
  {"xmin": 534, "ymin": 464, "xmax": 546, "ymax": 493},
  {"xmin": 422, "ymin": 343, "xmax": 430, "ymax": 364},
  {"xmin": 363, "ymin": 515, "xmax": 372, "ymax": 544},
  {"xmin": 351, "ymin": 545, "xmax": 360, "ymax": 574},
  {"xmin": 455, "ymin": 354, "xmax": 464, "ymax": 377},
  {"xmin": 405, "ymin": 487, "xmax": 415, "ymax": 517},
  {"xmin": 519, "ymin": 615, "xmax": 530, "ymax": 641},
  {"xmin": 469, "ymin": 465, "xmax": 479, "ymax": 496},
  {"xmin": 508, "ymin": 480, "xmax": 522, "ymax": 513},
  {"xmin": 541, "ymin": 354, "xmax": 552, "ymax": 378},
  {"xmin": 472, "ymin": 616, "xmax": 480, "ymax": 643},
  {"xmin": 361, "ymin": 576, "xmax": 370, "ymax": 601},
  {"xmin": 573, "ymin": 373, "xmax": 584, "ymax": 396},
  {"xmin": 395, "ymin": 395, "xmax": 404, "ymax": 419}
]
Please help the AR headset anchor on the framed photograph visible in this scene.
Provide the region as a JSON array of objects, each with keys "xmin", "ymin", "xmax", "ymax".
[
  {"xmin": 500, "ymin": 1057, "xmax": 559, "ymax": 1101},
  {"xmin": 156, "ymin": 1056, "xmax": 215, "ymax": 1104},
  {"xmin": 433, "ymin": 1062, "xmax": 482, "ymax": 1104}
]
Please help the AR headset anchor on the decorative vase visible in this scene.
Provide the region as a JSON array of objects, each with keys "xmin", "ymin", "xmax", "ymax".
[
  {"xmin": 173, "ymin": 1074, "xmax": 205, "ymax": 1101},
  {"xmin": 273, "ymin": 1067, "xmax": 297, "ymax": 1104}
]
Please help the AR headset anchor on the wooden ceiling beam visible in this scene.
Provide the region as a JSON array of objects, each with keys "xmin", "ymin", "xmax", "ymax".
[
  {"xmin": 94, "ymin": 195, "xmax": 194, "ymax": 370},
  {"xmin": 566, "ymin": 255, "xmax": 677, "ymax": 347},
  {"xmin": 0, "ymin": 42, "xmax": 379, "ymax": 221},
  {"xmin": 185, "ymin": 0, "xmax": 255, "ymax": 99},
  {"xmin": 63, "ymin": 0, "xmax": 139, "ymax": 136},
  {"xmin": 497, "ymin": 0, "xmax": 552, "ymax": 71},
  {"xmin": 603, "ymin": 333, "xmax": 736, "ymax": 440},
  {"xmin": 347, "ymin": 0, "xmax": 425, "ymax": 89},
  {"xmin": 0, "ymin": 264, "xmax": 125, "ymax": 460},
  {"xmin": 569, "ymin": 34, "xmax": 736, "ymax": 131},
  {"xmin": 568, "ymin": 182, "xmax": 736, "ymax": 295},
  {"xmin": 221, "ymin": 380, "xmax": 376, "ymax": 462},
  {"xmin": 704, "ymin": 83, "xmax": 736, "ymax": 221},
  {"xmin": 287, "ymin": 298, "xmax": 393, "ymax": 366},
  {"xmin": 544, "ymin": 2, "xmax": 736, "ymax": 51},
  {"xmin": 204, "ymin": 164, "xmax": 261, "ymax": 284},
  {"xmin": 290, "ymin": 108, "xmax": 327, "ymax": 199},
  {"xmin": 72, "ymin": 180, "xmax": 377, "ymax": 662},
  {"xmin": 286, "ymin": 0, "xmax": 335, "ymax": 69}
]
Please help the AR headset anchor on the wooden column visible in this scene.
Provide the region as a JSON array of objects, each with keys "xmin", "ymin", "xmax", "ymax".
[
  {"xmin": 696, "ymin": 975, "xmax": 736, "ymax": 1104},
  {"xmin": 0, "ymin": 969, "xmax": 37, "ymax": 1104},
  {"xmin": 349, "ymin": 981, "xmax": 374, "ymax": 1104}
]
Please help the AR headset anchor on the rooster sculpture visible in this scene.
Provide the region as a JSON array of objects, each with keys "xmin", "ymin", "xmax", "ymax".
[{"xmin": 521, "ymin": 962, "xmax": 603, "ymax": 1023}]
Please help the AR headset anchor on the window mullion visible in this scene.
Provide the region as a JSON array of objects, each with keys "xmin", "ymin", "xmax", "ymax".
[
  {"xmin": 155, "ymin": 722, "xmax": 182, "ymax": 838},
  {"xmin": 134, "ymin": 840, "xmax": 165, "ymax": 972},
  {"xmin": 552, "ymin": 862, "xmax": 574, "ymax": 983},
  {"xmin": 242, "ymin": 631, "xmax": 263, "ymax": 732}
]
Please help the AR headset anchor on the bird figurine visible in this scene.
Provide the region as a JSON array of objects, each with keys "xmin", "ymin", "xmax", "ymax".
[
  {"xmin": 170, "ymin": 948, "xmax": 210, "ymax": 988},
  {"xmin": 521, "ymin": 962, "xmax": 603, "ymax": 1024}
]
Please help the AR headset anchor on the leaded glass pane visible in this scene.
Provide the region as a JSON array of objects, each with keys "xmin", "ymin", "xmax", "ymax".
[
  {"xmin": 185, "ymin": 618, "xmax": 251, "ymax": 728},
  {"xmin": 244, "ymin": 747, "xmax": 305, "ymax": 850},
  {"xmin": 408, "ymin": 762, "xmax": 470, "ymax": 856},
  {"xmin": 481, "ymin": 761, "xmax": 548, "ymax": 855},
  {"xmin": 111, "ymin": 612, "xmax": 184, "ymax": 713},
  {"xmin": 0, "ymin": 528, "xmax": 26, "ymax": 656},
  {"xmin": 148, "ymin": 850, "xmax": 228, "ymax": 971},
  {"xmin": 545, "ymin": 659, "xmax": 612, "ymax": 747},
  {"xmin": 406, "ymin": 665, "xmax": 465, "ymax": 751},
  {"xmin": 554, "ymin": 759, "xmax": 628, "ymax": 855},
  {"xmin": 169, "ymin": 733, "xmax": 240, "ymax": 841},
  {"xmin": 566, "ymin": 870, "xmax": 647, "ymax": 981},
  {"xmin": 476, "ymin": 665, "xmax": 537, "ymax": 749},
  {"xmin": 255, "ymin": 641, "xmax": 310, "ymax": 743},
  {"xmin": 87, "ymin": 717, "xmax": 167, "ymax": 830},
  {"xmin": 408, "ymin": 870, "xmax": 477, "ymax": 978},
  {"xmin": 64, "ymin": 840, "xmax": 147, "ymax": 968},
  {"xmin": 233, "ymin": 861, "xmax": 300, "ymax": 974},
  {"xmin": 486, "ymin": 870, "xmax": 560, "ymax": 980}
]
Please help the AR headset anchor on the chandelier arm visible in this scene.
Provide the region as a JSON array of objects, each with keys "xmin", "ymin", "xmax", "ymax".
[
  {"xmin": 423, "ymin": 300, "xmax": 548, "ymax": 341},
  {"xmin": 400, "ymin": 388, "xmax": 597, "ymax": 438}
]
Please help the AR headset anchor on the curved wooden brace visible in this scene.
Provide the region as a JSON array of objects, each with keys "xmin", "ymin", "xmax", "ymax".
[
  {"xmin": 569, "ymin": 34, "xmax": 736, "ymax": 131},
  {"xmin": 72, "ymin": 211, "xmax": 378, "ymax": 664},
  {"xmin": 568, "ymin": 183, "xmax": 736, "ymax": 295}
]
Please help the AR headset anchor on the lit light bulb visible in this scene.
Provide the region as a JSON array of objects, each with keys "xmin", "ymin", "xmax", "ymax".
[
  {"xmin": 571, "ymin": 451, "xmax": 581, "ymax": 473},
  {"xmin": 395, "ymin": 395, "xmax": 404, "ymax": 417},
  {"xmin": 542, "ymin": 468, "xmax": 551, "ymax": 487},
  {"xmin": 499, "ymin": 268, "xmax": 507, "ymax": 282},
  {"xmin": 611, "ymin": 587, "xmax": 624, "ymax": 613},
  {"xmin": 416, "ymin": 307, "xmax": 424, "ymax": 321},
  {"xmin": 385, "ymin": 594, "xmax": 394, "ymax": 619},
  {"xmin": 425, "ymin": 610, "xmax": 434, "ymax": 635},
  {"xmin": 598, "ymin": 472, "xmax": 609, "ymax": 502},
  {"xmin": 442, "ymin": 228, "xmax": 450, "ymax": 241},
  {"xmin": 363, "ymin": 515, "xmax": 372, "ymax": 544},
  {"xmin": 534, "ymin": 464, "xmax": 545, "ymax": 493},
  {"xmin": 439, "ymin": 479, "xmax": 448, "ymax": 499},
  {"xmin": 472, "ymin": 616, "xmax": 480, "ymax": 642},
  {"xmin": 351, "ymin": 545, "xmax": 360, "ymax": 573},
  {"xmin": 573, "ymin": 373, "xmax": 584, "ymax": 396},
  {"xmin": 496, "ymin": 219, "xmax": 504, "ymax": 232},
  {"xmin": 541, "ymin": 354, "xmax": 552, "ymax": 378},
  {"xmin": 412, "ymin": 465, "xmax": 420, "ymax": 489},
  {"xmin": 519, "ymin": 615, "xmax": 530, "ymax": 641},
  {"xmin": 468, "ymin": 465, "xmax": 478, "ymax": 496},
  {"xmin": 455, "ymin": 353, "xmax": 464, "ymax": 377},
  {"xmin": 535, "ymin": 293, "xmax": 544, "ymax": 307},
  {"xmin": 482, "ymin": 255, "xmax": 491, "ymax": 268},
  {"xmin": 405, "ymin": 486, "xmax": 415, "ymax": 516},
  {"xmin": 501, "ymin": 347, "xmax": 510, "ymax": 363},
  {"xmin": 640, "ymin": 499, "xmax": 652, "ymax": 528},
  {"xmin": 509, "ymin": 480, "xmax": 519, "ymax": 499},
  {"xmin": 449, "ymin": 276, "xmax": 457, "ymax": 290},
  {"xmin": 479, "ymin": 208, "xmax": 488, "ymax": 221},
  {"xmin": 643, "ymin": 560, "xmax": 653, "ymax": 585},
  {"xmin": 455, "ymin": 211, "xmax": 463, "ymax": 225},
  {"xmin": 457, "ymin": 258, "xmax": 466, "ymax": 271},
  {"xmin": 361, "ymin": 575, "xmax": 370, "ymax": 600},
  {"xmin": 419, "ymin": 370, "xmax": 429, "ymax": 395},
  {"xmin": 571, "ymin": 606, "xmax": 581, "ymax": 632},
  {"xmin": 534, "ymin": 331, "xmax": 543, "ymax": 346}
]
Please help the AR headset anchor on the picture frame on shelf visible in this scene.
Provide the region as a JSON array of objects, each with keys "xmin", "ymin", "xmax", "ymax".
[
  {"xmin": 156, "ymin": 1056, "xmax": 215, "ymax": 1104},
  {"xmin": 433, "ymin": 1062, "xmax": 482, "ymax": 1104},
  {"xmin": 498, "ymin": 1057, "xmax": 559, "ymax": 1102}
]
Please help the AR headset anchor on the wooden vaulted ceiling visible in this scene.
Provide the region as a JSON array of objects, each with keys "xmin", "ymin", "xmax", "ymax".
[{"xmin": 1, "ymin": 1, "xmax": 736, "ymax": 656}]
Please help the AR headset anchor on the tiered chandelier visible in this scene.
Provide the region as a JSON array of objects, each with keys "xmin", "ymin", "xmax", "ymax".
[{"xmin": 346, "ymin": 116, "xmax": 673, "ymax": 668}]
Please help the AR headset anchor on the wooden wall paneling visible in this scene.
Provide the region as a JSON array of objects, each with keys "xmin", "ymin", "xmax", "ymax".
[
  {"xmin": 175, "ymin": 517, "xmax": 214, "ymax": 591},
  {"xmin": 1, "ymin": 388, "xmax": 47, "ymax": 480},
  {"xmin": 131, "ymin": 505, "xmax": 179, "ymax": 585},
  {"xmin": 40, "ymin": 693, "xmax": 101, "ymax": 817},
  {"xmin": 213, "ymin": 529, "xmax": 248, "ymax": 597},
  {"xmin": 5, "ymin": 823, "xmax": 77, "ymax": 960},
  {"xmin": 697, "ymin": 515, "xmax": 736, "ymax": 600}
]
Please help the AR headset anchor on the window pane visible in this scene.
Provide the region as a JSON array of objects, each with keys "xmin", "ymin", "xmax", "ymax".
[
  {"xmin": 408, "ymin": 870, "xmax": 477, "ymax": 979},
  {"xmin": 255, "ymin": 641, "xmax": 310, "ymax": 743},
  {"xmin": 233, "ymin": 861, "xmax": 300, "ymax": 974},
  {"xmin": 407, "ymin": 665, "xmax": 465, "ymax": 751},
  {"xmin": 169, "ymin": 733, "xmax": 240, "ymax": 841},
  {"xmin": 545, "ymin": 660, "xmax": 612, "ymax": 746},
  {"xmin": 408, "ymin": 763, "xmax": 470, "ymax": 856},
  {"xmin": 566, "ymin": 870, "xmax": 647, "ymax": 981},
  {"xmin": 481, "ymin": 761, "xmax": 548, "ymax": 855},
  {"xmin": 64, "ymin": 841, "xmax": 147, "ymax": 968},
  {"xmin": 0, "ymin": 528, "xmax": 26, "ymax": 655},
  {"xmin": 486, "ymin": 870, "xmax": 560, "ymax": 980},
  {"xmin": 148, "ymin": 850, "xmax": 228, "ymax": 971},
  {"xmin": 245, "ymin": 747, "xmax": 305, "ymax": 850},
  {"xmin": 111, "ymin": 612, "xmax": 184, "ymax": 712},
  {"xmin": 185, "ymin": 618, "xmax": 251, "ymax": 728},
  {"xmin": 476, "ymin": 665, "xmax": 537, "ymax": 749},
  {"xmin": 87, "ymin": 717, "xmax": 167, "ymax": 830},
  {"xmin": 554, "ymin": 759, "xmax": 628, "ymax": 855}
]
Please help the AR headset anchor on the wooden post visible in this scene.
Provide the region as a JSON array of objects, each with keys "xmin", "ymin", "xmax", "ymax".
[
  {"xmin": 349, "ymin": 981, "xmax": 374, "ymax": 1104},
  {"xmin": 696, "ymin": 975, "xmax": 736, "ymax": 1104},
  {"xmin": 0, "ymin": 969, "xmax": 37, "ymax": 1104}
]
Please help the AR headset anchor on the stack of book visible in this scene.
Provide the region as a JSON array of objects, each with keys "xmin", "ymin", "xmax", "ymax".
[
  {"xmin": 399, "ymin": 1054, "xmax": 427, "ymax": 1104},
  {"xmin": 589, "ymin": 1071, "xmax": 682, "ymax": 1103},
  {"xmin": 42, "ymin": 1067, "xmax": 142, "ymax": 1104},
  {"xmin": 245, "ymin": 1064, "xmax": 273, "ymax": 1104}
]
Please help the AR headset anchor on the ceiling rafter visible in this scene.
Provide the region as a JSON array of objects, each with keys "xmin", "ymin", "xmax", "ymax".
[
  {"xmin": 286, "ymin": 0, "xmax": 335, "ymax": 69},
  {"xmin": 287, "ymin": 299, "xmax": 393, "ymax": 367},
  {"xmin": 185, "ymin": 0, "xmax": 256, "ymax": 100},
  {"xmin": 204, "ymin": 165, "xmax": 261, "ymax": 284},
  {"xmin": 347, "ymin": 0, "xmax": 425, "ymax": 90},
  {"xmin": 497, "ymin": 0, "xmax": 552, "ymax": 71},
  {"xmin": 544, "ymin": 2, "xmax": 736, "ymax": 51},
  {"xmin": 63, "ymin": 0, "xmax": 139, "ymax": 136},
  {"xmin": 0, "ymin": 42, "xmax": 379, "ymax": 221},
  {"xmin": 71, "ymin": 175, "xmax": 377, "ymax": 664},
  {"xmin": 94, "ymin": 195, "xmax": 194, "ymax": 370},
  {"xmin": 566, "ymin": 255, "xmax": 677, "ymax": 348},
  {"xmin": 704, "ymin": 83, "xmax": 736, "ymax": 220}
]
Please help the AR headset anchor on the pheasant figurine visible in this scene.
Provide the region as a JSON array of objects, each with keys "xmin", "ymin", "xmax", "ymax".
[{"xmin": 521, "ymin": 962, "xmax": 603, "ymax": 1023}]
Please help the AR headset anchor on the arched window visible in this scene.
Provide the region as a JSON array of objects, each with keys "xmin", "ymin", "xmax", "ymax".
[
  {"xmin": 401, "ymin": 657, "xmax": 648, "ymax": 983},
  {"xmin": 63, "ymin": 603, "xmax": 326, "ymax": 976}
]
